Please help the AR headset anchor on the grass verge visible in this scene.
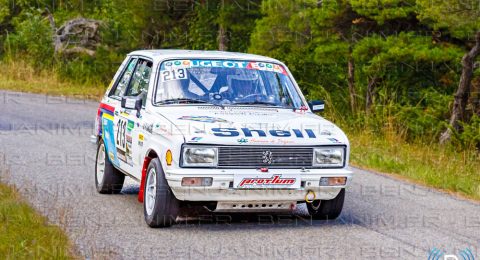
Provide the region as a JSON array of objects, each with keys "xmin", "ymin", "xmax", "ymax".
[
  {"xmin": 0, "ymin": 182, "xmax": 75, "ymax": 259},
  {"xmin": 349, "ymin": 130, "xmax": 480, "ymax": 200},
  {"xmin": 0, "ymin": 60, "xmax": 104, "ymax": 99}
]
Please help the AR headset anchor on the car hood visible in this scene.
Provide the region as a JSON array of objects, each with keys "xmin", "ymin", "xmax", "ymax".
[{"xmin": 154, "ymin": 106, "xmax": 348, "ymax": 146}]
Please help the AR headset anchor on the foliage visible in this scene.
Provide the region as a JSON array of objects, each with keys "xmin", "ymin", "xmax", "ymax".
[
  {"xmin": 5, "ymin": 9, "xmax": 54, "ymax": 67},
  {"xmin": 249, "ymin": 0, "xmax": 479, "ymax": 148},
  {"xmin": 456, "ymin": 115, "xmax": 480, "ymax": 149},
  {"xmin": 350, "ymin": 0, "xmax": 416, "ymax": 24},
  {"xmin": 417, "ymin": 0, "xmax": 480, "ymax": 38},
  {"xmin": 188, "ymin": 0, "xmax": 261, "ymax": 51}
]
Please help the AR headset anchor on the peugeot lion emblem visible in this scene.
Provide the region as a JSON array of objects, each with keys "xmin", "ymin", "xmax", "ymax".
[{"xmin": 262, "ymin": 150, "xmax": 273, "ymax": 164}]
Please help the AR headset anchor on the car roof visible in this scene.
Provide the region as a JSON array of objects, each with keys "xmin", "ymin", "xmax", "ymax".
[{"xmin": 128, "ymin": 49, "xmax": 283, "ymax": 64}]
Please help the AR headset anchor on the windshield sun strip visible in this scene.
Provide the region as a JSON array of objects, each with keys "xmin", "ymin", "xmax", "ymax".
[{"xmin": 152, "ymin": 58, "xmax": 305, "ymax": 108}]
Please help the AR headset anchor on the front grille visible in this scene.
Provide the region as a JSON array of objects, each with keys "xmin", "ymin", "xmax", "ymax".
[{"xmin": 217, "ymin": 146, "xmax": 313, "ymax": 168}]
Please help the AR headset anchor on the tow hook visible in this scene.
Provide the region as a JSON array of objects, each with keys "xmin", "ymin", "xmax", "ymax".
[{"xmin": 305, "ymin": 190, "xmax": 316, "ymax": 203}]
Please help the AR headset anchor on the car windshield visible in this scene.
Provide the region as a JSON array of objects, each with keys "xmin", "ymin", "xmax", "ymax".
[{"xmin": 154, "ymin": 59, "xmax": 304, "ymax": 108}]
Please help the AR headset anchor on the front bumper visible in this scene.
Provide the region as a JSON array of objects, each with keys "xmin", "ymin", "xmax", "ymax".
[{"xmin": 165, "ymin": 167, "xmax": 353, "ymax": 201}]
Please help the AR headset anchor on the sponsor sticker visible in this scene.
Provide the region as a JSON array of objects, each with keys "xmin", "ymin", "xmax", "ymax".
[
  {"xmin": 237, "ymin": 138, "xmax": 249, "ymax": 144},
  {"xmin": 234, "ymin": 174, "xmax": 301, "ymax": 189},
  {"xmin": 127, "ymin": 120, "xmax": 135, "ymax": 131},
  {"xmin": 160, "ymin": 59, "xmax": 287, "ymax": 75},
  {"xmin": 190, "ymin": 137, "xmax": 203, "ymax": 142},
  {"xmin": 108, "ymin": 152, "xmax": 115, "ymax": 161},
  {"xmin": 138, "ymin": 133, "xmax": 144, "ymax": 146},
  {"xmin": 160, "ymin": 68, "xmax": 188, "ymax": 82},
  {"xmin": 124, "ymin": 98, "xmax": 136, "ymax": 109},
  {"xmin": 320, "ymin": 130, "xmax": 332, "ymax": 135},
  {"xmin": 327, "ymin": 138, "xmax": 341, "ymax": 143}
]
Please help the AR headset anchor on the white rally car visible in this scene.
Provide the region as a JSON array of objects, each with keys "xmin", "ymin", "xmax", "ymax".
[{"xmin": 94, "ymin": 50, "xmax": 352, "ymax": 227}]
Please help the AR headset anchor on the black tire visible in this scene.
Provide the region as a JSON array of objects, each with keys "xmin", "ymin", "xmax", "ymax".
[
  {"xmin": 143, "ymin": 158, "xmax": 179, "ymax": 228},
  {"xmin": 307, "ymin": 189, "xmax": 345, "ymax": 220},
  {"xmin": 95, "ymin": 139, "xmax": 125, "ymax": 194}
]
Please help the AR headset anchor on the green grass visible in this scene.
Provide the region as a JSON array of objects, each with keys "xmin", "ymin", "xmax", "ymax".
[
  {"xmin": 349, "ymin": 130, "xmax": 480, "ymax": 200},
  {"xmin": 0, "ymin": 60, "xmax": 104, "ymax": 99},
  {"xmin": 0, "ymin": 182, "xmax": 75, "ymax": 259}
]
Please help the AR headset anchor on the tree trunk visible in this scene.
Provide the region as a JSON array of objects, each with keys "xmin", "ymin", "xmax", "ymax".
[
  {"xmin": 218, "ymin": 24, "xmax": 227, "ymax": 51},
  {"xmin": 45, "ymin": 8, "xmax": 62, "ymax": 55},
  {"xmin": 347, "ymin": 47, "xmax": 356, "ymax": 112},
  {"xmin": 440, "ymin": 31, "xmax": 480, "ymax": 144},
  {"xmin": 471, "ymin": 76, "xmax": 480, "ymax": 116}
]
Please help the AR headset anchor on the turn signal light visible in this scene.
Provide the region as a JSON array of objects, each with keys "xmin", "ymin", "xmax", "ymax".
[
  {"xmin": 319, "ymin": 177, "xmax": 347, "ymax": 186},
  {"xmin": 166, "ymin": 150, "xmax": 173, "ymax": 166},
  {"xmin": 181, "ymin": 177, "xmax": 213, "ymax": 187}
]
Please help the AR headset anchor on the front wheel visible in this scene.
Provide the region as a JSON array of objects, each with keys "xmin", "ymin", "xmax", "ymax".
[
  {"xmin": 143, "ymin": 158, "xmax": 179, "ymax": 228},
  {"xmin": 307, "ymin": 189, "xmax": 345, "ymax": 220},
  {"xmin": 95, "ymin": 139, "xmax": 125, "ymax": 194}
]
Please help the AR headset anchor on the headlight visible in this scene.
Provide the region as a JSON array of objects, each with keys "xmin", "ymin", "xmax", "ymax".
[
  {"xmin": 313, "ymin": 147, "xmax": 344, "ymax": 167},
  {"xmin": 182, "ymin": 146, "xmax": 218, "ymax": 167}
]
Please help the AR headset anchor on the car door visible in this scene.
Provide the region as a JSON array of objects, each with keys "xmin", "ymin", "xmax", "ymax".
[
  {"xmin": 102, "ymin": 57, "xmax": 138, "ymax": 170},
  {"xmin": 114, "ymin": 58, "xmax": 153, "ymax": 177}
]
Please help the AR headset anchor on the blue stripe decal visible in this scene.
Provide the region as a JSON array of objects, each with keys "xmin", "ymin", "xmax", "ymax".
[{"xmin": 102, "ymin": 116, "xmax": 119, "ymax": 166}]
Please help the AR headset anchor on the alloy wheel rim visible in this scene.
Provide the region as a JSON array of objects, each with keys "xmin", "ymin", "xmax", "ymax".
[
  {"xmin": 145, "ymin": 168, "xmax": 157, "ymax": 216},
  {"xmin": 96, "ymin": 144, "xmax": 106, "ymax": 185}
]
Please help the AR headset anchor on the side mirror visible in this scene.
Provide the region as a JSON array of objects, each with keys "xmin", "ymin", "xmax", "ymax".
[
  {"xmin": 308, "ymin": 100, "xmax": 325, "ymax": 112},
  {"xmin": 121, "ymin": 95, "xmax": 143, "ymax": 117}
]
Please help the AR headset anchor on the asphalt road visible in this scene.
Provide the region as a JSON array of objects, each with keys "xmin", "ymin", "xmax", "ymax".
[{"xmin": 1, "ymin": 90, "xmax": 479, "ymax": 259}]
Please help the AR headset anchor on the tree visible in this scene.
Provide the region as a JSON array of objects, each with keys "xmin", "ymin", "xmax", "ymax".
[
  {"xmin": 250, "ymin": 0, "xmax": 360, "ymax": 112},
  {"xmin": 349, "ymin": 0, "xmax": 416, "ymax": 25},
  {"xmin": 311, "ymin": 0, "xmax": 361, "ymax": 112},
  {"xmin": 440, "ymin": 32, "xmax": 480, "ymax": 144},
  {"xmin": 416, "ymin": 0, "xmax": 480, "ymax": 143},
  {"xmin": 188, "ymin": 0, "xmax": 261, "ymax": 52}
]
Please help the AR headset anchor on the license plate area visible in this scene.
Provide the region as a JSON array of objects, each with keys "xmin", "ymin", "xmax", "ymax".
[
  {"xmin": 233, "ymin": 174, "xmax": 301, "ymax": 189},
  {"xmin": 215, "ymin": 201, "xmax": 296, "ymax": 212}
]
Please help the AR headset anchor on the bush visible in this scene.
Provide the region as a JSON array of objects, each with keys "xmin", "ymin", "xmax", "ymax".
[
  {"xmin": 5, "ymin": 10, "xmax": 54, "ymax": 68},
  {"xmin": 455, "ymin": 115, "xmax": 480, "ymax": 150},
  {"xmin": 56, "ymin": 47, "xmax": 124, "ymax": 84}
]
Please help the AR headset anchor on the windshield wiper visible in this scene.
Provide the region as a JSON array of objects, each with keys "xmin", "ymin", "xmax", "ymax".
[
  {"xmin": 158, "ymin": 98, "xmax": 208, "ymax": 104},
  {"xmin": 233, "ymin": 101, "xmax": 279, "ymax": 106}
]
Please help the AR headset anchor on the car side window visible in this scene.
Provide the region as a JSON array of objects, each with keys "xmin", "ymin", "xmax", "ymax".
[
  {"xmin": 125, "ymin": 59, "xmax": 153, "ymax": 97},
  {"xmin": 111, "ymin": 58, "xmax": 138, "ymax": 98}
]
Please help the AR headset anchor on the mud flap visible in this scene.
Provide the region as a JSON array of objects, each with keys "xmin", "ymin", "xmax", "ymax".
[{"xmin": 138, "ymin": 156, "xmax": 152, "ymax": 203}]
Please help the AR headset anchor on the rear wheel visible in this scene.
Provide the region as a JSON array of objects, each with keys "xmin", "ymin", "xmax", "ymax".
[
  {"xmin": 143, "ymin": 158, "xmax": 179, "ymax": 228},
  {"xmin": 95, "ymin": 140, "xmax": 125, "ymax": 194},
  {"xmin": 307, "ymin": 189, "xmax": 345, "ymax": 220}
]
